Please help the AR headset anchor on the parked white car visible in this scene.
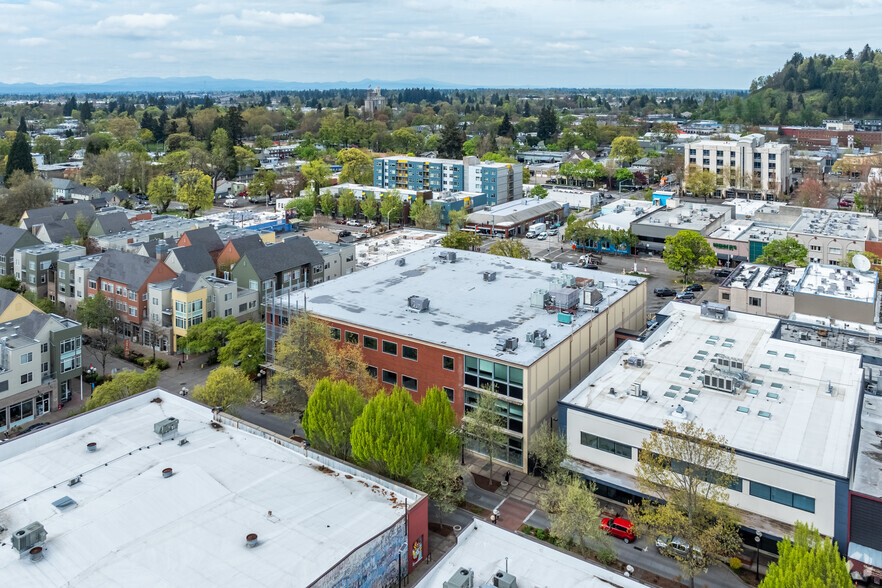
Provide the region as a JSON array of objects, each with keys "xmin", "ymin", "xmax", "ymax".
[
  {"xmin": 537, "ymin": 232, "xmax": 548, "ymax": 240},
  {"xmin": 346, "ymin": 219, "xmax": 361, "ymax": 226}
]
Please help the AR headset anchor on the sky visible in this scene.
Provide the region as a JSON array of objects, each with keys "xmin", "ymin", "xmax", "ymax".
[{"xmin": 1, "ymin": 0, "xmax": 881, "ymax": 89}]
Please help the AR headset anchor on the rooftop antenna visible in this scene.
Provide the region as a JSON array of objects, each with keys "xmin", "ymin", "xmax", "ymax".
[{"xmin": 853, "ymin": 253, "xmax": 871, "ymax": 272}]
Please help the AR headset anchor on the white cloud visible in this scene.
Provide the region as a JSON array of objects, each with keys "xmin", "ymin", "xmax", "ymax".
[
  {"xmin": 96, "ymin": 13, "xmax": 177, "ymax": 35},
  {"xmin": 219, "ymin": 10, "xmax": 323, "ymax": 29},
  {"xmin": 128, "ymin": 52, "xmax": 152, "ymax": 59},
  {"xmin": 169, "ymin": 39, "xmax": 216, "ymax": 51},
  {"xmin": 463, "ymin": 36, "xmax": 490, "ymax": 46},
  {"xmin": 13, "ymin": 37, "xmax": 49, "ymax": 46}
]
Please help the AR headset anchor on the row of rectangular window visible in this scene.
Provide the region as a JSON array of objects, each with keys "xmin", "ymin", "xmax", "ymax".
[
  {"xmin": 749, "ymin": 481, "xmax": 815, "ymax": 513},
  {"xmin": 366, "ymin": 365, "xmax": 419, "ymax": 391},
  {"xmin": 580, "ymin": 432, "xmax": 632, "ymax": 458},
  {"xmin": 334, "ymin": 329, "xmax": 457, "ymax": 370}
]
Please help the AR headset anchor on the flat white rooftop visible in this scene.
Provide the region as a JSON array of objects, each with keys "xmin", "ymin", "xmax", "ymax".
[
  {"xmin": 853, "ymin": 395, "xmax": 882, "ymax": 498},
  {"xmin": 594, "ymin": 198, "xmax": 659, "ymax": 231},
  {"xmin": 723, "ymin": 263, "xmax": 804, "ymax": 294},
  {"xmin": 795, "ymin": 263, "xmax": 878, "ymax": 303},
  {"xmin": 416, "ymin": 520, "xmax": 644, "ymax": 588},
  {"xmin": 634, "ymin": 202, "xmax": 730, "ymax": 232},
  {"xmin": 561, "ymin": 303, "xmax": 863, "ymax": 477},
  {"xmin": 722, "ymin": 199, "xmax": 785, "ymax": 219},
  {"xmin": 354, "ymin": 228, "xmax": 444, "ymax": 269},
  {"xmin": 294, "ymin": 248, "xmax": 643, "ymax": 366},
  {"xmin": 0, "ymin": 391, "xmax": 416, "ymax": 587},
  {"xmin": 467, "ymin": 197, "xmax": 561, "ymax": 227},
  {"xmin": 790, "ymin": 208, "xmax": 878, "ymax": 240}
]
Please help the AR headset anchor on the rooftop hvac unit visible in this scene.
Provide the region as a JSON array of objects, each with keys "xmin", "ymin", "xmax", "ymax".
[
  {"xmin": 154, "ymin": 417, "xmax": 179, "ymax": 437},
  {"xmin": 439, "ymin": 251, "xmax": 457, "ymax": 263},
  {"xmin": 12, "ymin": 522, "xmax": 47, "ymax": 553},
  {"xmin": 530, "ymin": 289, "xmax": 550, "ymax": 308},
  {"xmin": 443, "ymin": 568, "xmax": 474, "ymax": 588},
  {"xmin": 483, "ymin": 271, "xmax": 497, "ymax": 282},
  {"xmin": 627, "ymin": 356, "xmax": 645, "ymax": 368},
  {"xmin": 549, "ymin": 288, "xmax": 579, "ymax": 310},
  {"xmin": 583, "ymin": 288, "xmax": 603, "ymax": 306},
  {"xmin": 524, "ymin": 328, "xmax": 549, "ymax": 343},
  {"xmin": 550, "ymin": 262, "xmax": 563, "ymax": 270},
  {"xmin": 407, "ymin": 295, "xmax": 430, "ymax": 312},
  {"xmin": 629, "ymin": 382, "xmax": 648, "ymax": 398},
  {"xmin": 493, "ymin": 570, "xmax": 519, "ymax": 588},
  {"xmin": 394, "ymin": 258, "xmax": 406, "ymax": 266},
  {"xmin": 700, "ymin": 300, "xmax": 730, "ymax": 321},
  {"xmin": 495, "ymin": 336, "xmax": 519, "ymax": 352}
]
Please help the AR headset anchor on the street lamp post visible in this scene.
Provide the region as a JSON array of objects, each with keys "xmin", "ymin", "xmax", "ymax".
[
  {"xmin": 258, "ymin": 369, "xmax": 266, "ymax": 402},
  {"xmin": 755, "ymin": 531, "xmax": 763, "ymax": 582}
]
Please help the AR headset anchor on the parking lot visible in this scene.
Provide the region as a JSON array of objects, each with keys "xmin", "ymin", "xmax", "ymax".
[{"xmin": 480, "ymin": 235, "xmax": 725, "ymax": 319}]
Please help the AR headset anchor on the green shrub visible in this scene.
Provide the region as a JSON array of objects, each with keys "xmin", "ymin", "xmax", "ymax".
[
  {"xmin": 597, "ymin": 547, "xmax": 617, "ymax": 566},
  {"xmin": 110, "ymin": 344, "xmax": 124, "ymax": 357},
  {"xmin": 155, "ymin": 359, "xmax": 170, "ymax": 370},
  {"xmin": 729, "ymin": 557, "xmax": 742, "ymax": 571},
  {"xmin": 536, "ymin": 529, "xmax": 547, "ymax": 541}
]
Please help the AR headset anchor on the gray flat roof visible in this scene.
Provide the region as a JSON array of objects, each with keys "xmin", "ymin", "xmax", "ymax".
[
  {"xmin": 634, "ymin": 202, "xmax": 730, "ymax": 232},
  {"xmin": 285, "ymin": 248, "xmax": 643, "ymax": 366},
  {"xmin": 561, "ymin": 302, "xmax": 863, "ymax": 477},
  {"xmin": 790, "ymin": 209, "xmax": 878, "ymax": 240}
]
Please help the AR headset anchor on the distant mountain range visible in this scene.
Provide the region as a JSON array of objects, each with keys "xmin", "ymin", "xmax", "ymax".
[{"xmin": 0, "ymin": 76, "xmax": 474, "ymax": 94}]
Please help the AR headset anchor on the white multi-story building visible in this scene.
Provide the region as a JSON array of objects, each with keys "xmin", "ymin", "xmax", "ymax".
[
  {"xmin": 686, "ymin": 134, "xmax": 791, "ymax": 195},
  {"xmin": 560, "ymin": 301, "xmax": 862, "ymax": 550}
]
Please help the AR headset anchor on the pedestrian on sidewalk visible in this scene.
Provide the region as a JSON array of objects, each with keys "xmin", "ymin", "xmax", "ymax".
[
  {"xmin": 504, "ymin": 471, "xmax": 510, "ymax": 484},
  {"xmin": 177, "ymin": 360, "xmax": 182, "ymax": 370}
]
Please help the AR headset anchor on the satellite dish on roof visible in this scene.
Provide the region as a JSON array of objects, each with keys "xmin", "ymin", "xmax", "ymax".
[{"xmin": 853, "ymin": 253, "xmax": 872, "ymax": 272}]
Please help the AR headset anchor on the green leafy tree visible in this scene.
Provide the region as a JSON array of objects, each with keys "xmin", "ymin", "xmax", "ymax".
[
  {"xmin": 360, "ymin": 193, "xmax": 379, "ymax": 222},
  {"xmin": 337, "ymin": 189, "xmax": 357, "ymax": 219},
  {"xmin": 379, "ymin": 190, "xmax": 403, "ymax": 226},
  {"xmin": 663, "ymin": 230, "xmax": 717, "ymax": 283},
  {"xmin": 488, "ymin": 239, "xmax": 530, "ymax": 259},
  {"xmin": 177, "ymin": 169, "xmax": 214, "ymax": 218},
  {"xmin": 755, "ymin": 237, "xmax": 808, "ymax": 267},
  {"xmin": 147, "ymin": 175, "xmax": 176, "ymax": 213},
  {"xmin": 285, "ymin": 197, "xmax": 315, "ymax": 222},
  {"xmin": 537, "ymin": 104, "xmax": 558, "ymax": 141},
  {"xmin": 462, "ymin": 390, "xmax": 507, "ymax": 480},
  {"xmin": 627, "ymin": 420, "xmax": 742, "ymax": 588},
  {"xmin": 0, "ymin": 275, "xmax": 21, "ymax": 291},
  {"xmin": 497, "ymin": 112, "xmax": 514, "ymax": 138},
  {"xmin": 438, "ymin": 117, "xmax": 464, "ymax": 159},
  {"xmin": 412, "ymin": 452, "xmax": 467, "ymax": 526},
  {"xmin": 208, "ymin": 128, "xmax": 238, "ymax": 188},
  {"xmin": 248, "ymin": 169, "xmax": 278, "ymax": 201},
  {"xmin": 337, "ymin": 148, "xmax": 373, "ymax": 184},
  {"xmin": 5, "ymin": 118, "xmax": 33, "ymax": 178},
  {"xmin": 528, "ymin": 426, "xmax": 569, "ymax": 478},
  {"xmin": 77, "ymin": 292, "xmax": 116, "ymax": 374},
  {"xmin": 33, "ymin": 135, "xmax": 61, "ymax": 165},
  {"xmin": 421, "ymin": 387, "xmax": 459, "ymax": 456},
  {"xmin": 685, "ymin": 164, "xmax": 718, "ymax": 203},
  {"xmin": 1, "ymin": 172, "xmax": 49, "ymax": 224},
  {"xmin": 538, "ymin": 473, "xmax": 608, "ymax": 556},
  {"xmin": 302, "ymin": 377, "xmax": 366, "ymax": 459},
  {"xmin": 301, "ymin": 160, "xmax": 331, "ymax": 194},
  {"xmin": 447, "ymin": 208, "xmax": 469, "ymax": 230},
  {"xmin": 760, "ymin": 522, "xmax": 851, "ymax": 588},
  {"xmin": 86, "ymin": 367, "xmax": 160, "ymax": 410},
  {"xmin": 350, "ymin": 387, "xmax": 430, "ymax": 479},
  {"xmin": 217, "ymin": 321, "xmax": 265, "ymax": 375},
  {"xmin": 192, "ymin": 366, "xmax": 253, "ymax": 413},
  {"xmin": 609, "ymin": 136, "xmax": 643, "ymax": 164},
  {"xmin": 440, "ymin": 229, "xmax": 482, "ymax": 251},
  {"xmin": 320, "ymin": 192, "xmax": 337, "ymax": 217},
  {"xmin": 409, "ymin": 197, "xmax": 441, "ymax": 229},
  {"xmin": 178, "ymin": 316, "xmax": 238, "ymax": 355},
  {"xmin": 530, "ymin": 185, "xmax": 548, "ymax": 199}
]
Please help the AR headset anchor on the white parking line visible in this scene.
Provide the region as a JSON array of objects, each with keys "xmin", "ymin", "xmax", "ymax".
[
  {"xmin": 495, "ymin": 497, "xmax": 508, "ymax": 510},
  {"xmin": 524, "ymin": 508, "xmax": 537, "ymax": 523}
]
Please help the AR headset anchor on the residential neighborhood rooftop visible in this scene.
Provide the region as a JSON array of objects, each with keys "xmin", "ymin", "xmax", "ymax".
[
  {"xmin": 292, "ymin": 248, "xmax": 644, "ymax": 366},
  {"xmin": 561, "ymin": 302, "xmax": 863, "ymax": 477}
]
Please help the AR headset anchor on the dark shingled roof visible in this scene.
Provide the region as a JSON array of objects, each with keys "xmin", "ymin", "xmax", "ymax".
[
  {"xmin": 139, "ymin": 237, "xmax": 177, "ymax": 259},
  {"xmin": 0, "ymin": 288, "xmax": 21, "ymax": 315},
  {"xmin": 6, "ymin": 310, "xmax": 52, "ymax": 340},
  {"xmin": 0, "ymin": 225, "xmax": 39, "ymax": 253},
  {"xmin": 39, "ymin": 219, "xmax": 80, "ymax": 243},
  {"xmin": 93, "ymin": 211, "xmax": 132, "ymax": 235},
  {"xmin": 89, "ymin": 249, "xmax": 170, "ymax": 288},
  {"xmin": 167, "ymin": 246, "xmax": 216, "ymax": 275},
  {"xmin": 180, "ymin": 226, "xmax": 224, "ymax": 252},
  {"xmin": 171, "ymin": 271, "xmax": 204, "ymax": 293},
  {"xmin": 240, "ymin": 236, "xmax": 323, "ymax": 282},
  {"xmin": 227, "ymin": 233, "xmax": 265, "ymax": 255},
  {"xmin": 22, "ymin": 202, "xmax": 96, "ymax": 229}
]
